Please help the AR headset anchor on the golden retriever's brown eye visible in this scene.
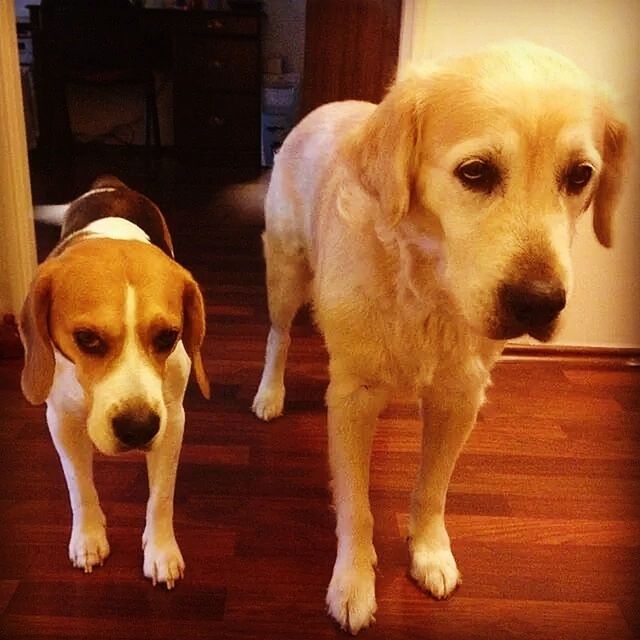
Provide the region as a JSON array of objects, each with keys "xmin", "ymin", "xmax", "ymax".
[
  {"xmin": 565, "ymin": 162, "xmax": 594, "ymax": 195},
  {"xmin": 73, "ymin": 329, "xmax": 107, "ymax": 355},
  {"xmin": 455, "ymin": 159, "xmax": 500, "ymax": 194},
  {"xmin": 154, "ymin": 329, "xmax": 179, "ymax": 353}
]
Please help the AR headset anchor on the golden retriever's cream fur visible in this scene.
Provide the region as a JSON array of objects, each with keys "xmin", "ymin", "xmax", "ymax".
[{"xmin": 252, "ymin": 42, "xmax": 628, "ymax": 634}]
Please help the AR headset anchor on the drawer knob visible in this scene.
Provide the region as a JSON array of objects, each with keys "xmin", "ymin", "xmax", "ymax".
[{"xmin": 209, "ymin": 115, "xmax": 225, "ymax": 127}]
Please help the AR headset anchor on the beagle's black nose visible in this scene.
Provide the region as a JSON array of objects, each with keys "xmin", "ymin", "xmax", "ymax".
[
  {"xmin": 112, "ymin": 406, "xmax": 160, "ymax": 449},
  {"xmin": 500, "ymin": 279, "xmax": 566, "ymax": 329}
]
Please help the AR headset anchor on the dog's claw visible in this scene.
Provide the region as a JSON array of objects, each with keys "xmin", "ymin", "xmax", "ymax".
[
  {"xmin": 326, "ymin": 561, "xmax": 377, "ymax": 635},
  {"xmin": 252, "ymin": 384, "xmax": 285, "ymax": 421},
  {"xmin": 410, "ymin": 546, "xmax": 461, "ymax": 599},
  {"xmin": 143, "ymin": 535, "xmax": 185, "ymax": 589},
  {"xmin": 69, "ymin": 523, "xmax": 110, "ymax": 574}
]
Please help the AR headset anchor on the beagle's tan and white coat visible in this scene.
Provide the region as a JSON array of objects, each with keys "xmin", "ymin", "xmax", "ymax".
[{"xmin": 20, "ymin": 176, "xmax": 209, "ymax": 588}]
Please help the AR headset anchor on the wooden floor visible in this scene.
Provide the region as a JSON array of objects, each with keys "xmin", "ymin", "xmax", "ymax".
[{"xmin": 1, "ymin": 148, "xmax": 639, "ymax": 639}]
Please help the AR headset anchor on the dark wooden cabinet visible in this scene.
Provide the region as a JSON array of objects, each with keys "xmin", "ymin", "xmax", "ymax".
[
  {"xmin": 172, "ymin": 11, "xmax": 261, "ymax": 164},
  {"xmin": 28, "ymin": 6, "xmax": 262, "ymax": 165}
]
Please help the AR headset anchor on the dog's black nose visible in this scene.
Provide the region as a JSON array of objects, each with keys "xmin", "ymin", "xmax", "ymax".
[
  {"xmin": 112, "ymin": 407, "xmax": 160, "ymax": 449},
  {"xmin": 500, "ymin": 279, "xmax": 566, "ymax": 329}
]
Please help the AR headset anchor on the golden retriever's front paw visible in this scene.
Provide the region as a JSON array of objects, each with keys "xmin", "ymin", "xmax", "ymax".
[
  {"xmin": 142, "ymin": 535, "xmax": 185, "ymax": 589},
  {"xmin": 252, "ymin": 382, "xmax": 285, "ymax": 421},
  {"xmin": 326, "ymin": 561, "xmax": 377, "ymax": 635},
  {"xmin": 410, "ymin": 546, "xmax": 461, "ymax": 599},
  {"xmin": 69, "ymin": 523, "xmax": 110, "ymax": 573}
]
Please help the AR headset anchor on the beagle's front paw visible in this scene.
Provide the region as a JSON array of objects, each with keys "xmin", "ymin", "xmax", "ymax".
[
  {"xmin": 326, "ymin": 558, "xmax": 377, "ymax": 635},
  {"xmin": 252, "ymin": 381, "xmax": 285, "ymax": 421},
  {"xmin": 142, "ymin": 533, "xmax": 185, "ymax": 589},
  {"xmin": 69, "ymin": 520, "xmax": 110, "ymax": 573},
  {"xmin": 410, "ymin": 544, "xmax": 461, "ymax": 599}
]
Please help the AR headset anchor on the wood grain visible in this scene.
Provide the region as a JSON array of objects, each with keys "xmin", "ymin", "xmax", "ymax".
[
  {"xmin": 301, "ymin": 0, "xmax": 402, "ymax": 117},
  {"xmin": 1, "ymin": 147, "xmax": 638, "ymax": 639}
]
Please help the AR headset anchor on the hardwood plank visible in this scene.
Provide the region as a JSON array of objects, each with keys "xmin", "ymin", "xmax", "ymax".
[
  {"xmin": 0, "ymin": 581, "xmax": 18, "ymax": 615},
  {"xmin": 397, "ymin": 513, "xmax": 639, "ymax": 547},
  {"xmin": 1, "ymin": 614, "xmax": 228, "ymax": 640},
  {"xmin": 377, "ymin": 596, "xmax": 635, "ymax": 640},
  {"xmin": 4, "ymin": 581, "xmax": 226, "ymax": 620}
]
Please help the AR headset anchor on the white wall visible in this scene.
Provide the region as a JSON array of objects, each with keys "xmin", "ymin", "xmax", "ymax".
[{"xmin": 400, "ymin": 0, "xmax": 640, "ymax": 348}]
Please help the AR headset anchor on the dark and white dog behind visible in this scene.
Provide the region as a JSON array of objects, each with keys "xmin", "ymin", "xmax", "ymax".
[
  {"xmin": 21, "ymin": 176, "xmax": 210, "ymax": 588},
  {"xmin": 252, "ymin": 42, "xmax": 628, "ymax": 633}
]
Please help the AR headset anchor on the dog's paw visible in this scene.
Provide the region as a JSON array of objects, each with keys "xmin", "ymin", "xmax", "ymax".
[
  {"xmin": 326, "ymin": 561, "xmax": 377, "ymax": 635},
  {"xmin": 252, "ymin": 382, "xmax": 285, "ymax": 421},
  {"xmin": 69, "ymin": 523, "xmax": 110, "ymax": 573},
  {"xmin": 142, "ymin": 535, "xmax": 185, "ymax": 589},
  {"xmin": 410, "ymin": 546, "xmax": 461, "ymax": 599}
]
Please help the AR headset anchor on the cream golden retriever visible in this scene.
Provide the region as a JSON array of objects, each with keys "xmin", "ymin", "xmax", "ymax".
[{"xmin": 252, "ymin": 41, "xmax": 628, "ymax": 634}]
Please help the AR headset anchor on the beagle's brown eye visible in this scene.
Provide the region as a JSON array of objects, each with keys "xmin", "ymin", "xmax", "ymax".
[
  {"xmin": 565, "ymin": 162, "xmax": 594, "ymax": 195},
  {"xmin": 154, "ymin": 329, "xmax": 179, "ymax": 353},
  {"xmin": 455, "ymin": 159, "xmax": 501, "ymax": 194},
  {"xmin": 73, "ymin": 330, "xmax": 107, "ymax": 355}
]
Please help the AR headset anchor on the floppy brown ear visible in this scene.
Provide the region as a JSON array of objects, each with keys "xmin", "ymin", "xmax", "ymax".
[
  {"xmin": 342, "ymin": 78, "xmax": 421, "ymax": 229},
  {"xmin": 593, "ymin": 108, "xmax": 629, "ymax": 248},
  {"xmin": 18, "ymin": 266, "xmax": 55, "ymax": 405},
  {"xmin": 182, "ymin": 275, "xmax": 210, "ymax": 400}
]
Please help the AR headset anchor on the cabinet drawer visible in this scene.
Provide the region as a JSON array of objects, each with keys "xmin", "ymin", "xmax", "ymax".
[
  {"xmin": 182, "ymin": 13, "xmax": 259, "ymax": 36},
  {"xmin": 174, "ymin": 35, "xmax": 259, "ymax": 91},
  {"xmin": 174, "ymin": 92, "xmax": 259, "ymax": 151}
]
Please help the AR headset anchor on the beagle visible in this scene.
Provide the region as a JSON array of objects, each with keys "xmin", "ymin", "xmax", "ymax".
[{"xmin": 20, "ymin": 176, "xmax": 210, "ymax": 589}]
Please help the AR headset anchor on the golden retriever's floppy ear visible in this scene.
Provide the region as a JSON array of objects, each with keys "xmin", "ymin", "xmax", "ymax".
[
  {"xmin": 593, "ymin": 105, "xmax": 629, "ymax": 248},
  {"xmin": 342, "ymin": 78, "xmax": 421, "ymax": 229},
  {"xmin": 19, "ymin": 264, "xmax": 56, "ymax": 405},
  {"xmin": 182, "ymin": 274, "xmax": 210, "ymax": 400}
]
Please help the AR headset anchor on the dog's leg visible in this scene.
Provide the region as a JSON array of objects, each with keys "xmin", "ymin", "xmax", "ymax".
[
  {"xmin": 252, "ymin": 234, "xmax": 311, "ymax": 421},
  {"xmin": 47, "ymin": 405, "xmax": 110, "ymax": 573},
  {"xmin": 325, "ymin": 377, "xmax": 388, "ymax": 635},
  {"xmin": 409, "ymin": 380, "xmax": 486, "ymax": 599},
  {"xmin": 143, "ymin": 403, "xmax": 185, "ymax": 589}
]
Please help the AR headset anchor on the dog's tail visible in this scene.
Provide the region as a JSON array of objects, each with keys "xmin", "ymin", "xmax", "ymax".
[
  {"xmin": 210, "ymin": 173, "xmax": 269, "ymax": 224},
  {"xmin": 33, "ymin": 204, "xmax": 68, "ymax": 226}
]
